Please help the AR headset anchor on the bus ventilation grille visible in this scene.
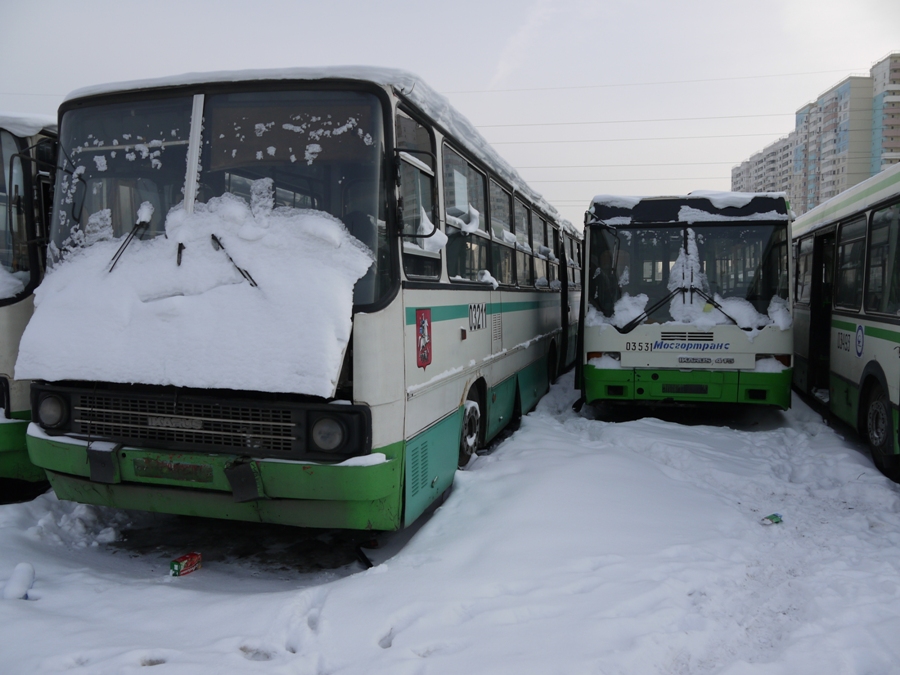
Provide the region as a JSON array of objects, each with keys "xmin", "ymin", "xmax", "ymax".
[
  {"xmin": 409, "ymin": 441, "xmax": 429, "ymax": 498},
  {"xmin": 659, "ymin": 332, "xmax": 715, "ymax": 342},
  {"xmin": 661, "ymin": 384, "xmax": 708, "ymax": 395},
  {"xmin": 72, "ymin": 392, "xmax": 298, "ymax": 458}
]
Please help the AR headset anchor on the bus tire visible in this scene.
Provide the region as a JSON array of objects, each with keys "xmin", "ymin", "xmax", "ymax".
[
  {"xmin": 458, "ymin": 387, "xmax": 482, "ymax": 468},
  {"xmin": 865, "ymin": 384, "xmax": 897, "ymax": 479}
]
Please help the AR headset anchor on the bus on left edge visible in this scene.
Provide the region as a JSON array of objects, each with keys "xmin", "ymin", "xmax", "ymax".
[{"xmin": 1, "ymin": 114, "xmax": 57, "ymax": 490}]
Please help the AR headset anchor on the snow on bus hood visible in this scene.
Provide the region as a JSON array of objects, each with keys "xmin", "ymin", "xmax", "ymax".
[{"xmin": 16, "ymin": 192, "xmax": 373, "ymax": 398}]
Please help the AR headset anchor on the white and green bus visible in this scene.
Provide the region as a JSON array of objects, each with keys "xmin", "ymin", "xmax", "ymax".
[
  {"xmin": 18, "ymin": 68, "xmax": 580, "ymax": 530},
  {"xmin": 792, "ymin": 162, "xmax": 900, "ymax": 481},
  {"xmin": 1, "ymin": 114, "xmax": 56, "ymax": 485},
  {"xmin": 580, "ymin": 192, "xmax": 793, "ymax": 409}
]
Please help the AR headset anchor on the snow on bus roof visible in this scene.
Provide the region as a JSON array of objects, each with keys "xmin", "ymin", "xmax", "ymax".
[
  {"xmin": 587, "ymin": 191, "xmax": 789, "ymax": 226},
  {"xmin": 0, "ymin": 113, "xmax": 57, "ymax": 137},
  {"xmin": 63, "ymin": 66, "xmax": 579, "ymax": 237}
]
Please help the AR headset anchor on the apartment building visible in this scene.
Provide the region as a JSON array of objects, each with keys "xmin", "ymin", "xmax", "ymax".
[
  {"xmin": 732, "ymin": 52, "xmax": 899, "ymax": 215},
  {"xmin": 730, "ymin": 133, "xmax": 795, "ymax": 195}
]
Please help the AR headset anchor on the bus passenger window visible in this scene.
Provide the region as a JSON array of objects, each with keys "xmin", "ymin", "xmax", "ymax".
[
  {"xmin": 443, "ymin": 146, "xmax": 489, "ymax": 282},
  {"xmin": 399, "ymin": 157, "xmax": 439, "ymax": 279},
  {"xmin": 533, "ymin": 218, "xmax": 547, "ymax": 287},
  {"xmin": 489, "ymin": 181, "xmax": 514, "ymax": 285},
  {"xmin": 514, "ymin": 199, "xmax": 533, "ymax": 286},
  {"xmin": 795, "ymin": 237, "xmax": 813, "ymax": 305},
  {"xmin": 835, "ymin": 216, "xmax": 866, "ymax": 310},
  {"xmin": 866, "ymin": 203, "xmax": 900, "ymax": 314}
]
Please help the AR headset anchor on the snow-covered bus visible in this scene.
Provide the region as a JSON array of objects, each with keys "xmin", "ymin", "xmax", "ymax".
[
  {"xmin": 580, "ymin": 192, "xmax": 793, "ymax": 409},
  {"xmin": 792, "ymin": 162, "xmax": 900, "ymax": 481},
  {"xmin": 1, "ymin": 114, "xmax": 56, "ymax": 485},
  {"xmin": 18, "ymin": 68, "xmax": 580, "ymax": 530}
]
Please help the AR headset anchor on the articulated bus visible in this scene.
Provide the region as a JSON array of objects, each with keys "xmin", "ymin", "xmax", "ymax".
[
  {"xmin": 1, "ymin": 114, "xmax": 56, "ymax": 485},
  {"xmin": 792, "ymin": 162, "xmax": 900, "ymax": 481},
  {"xmin": 18, "ymin": 68, "xmax": 581, "ymax": 530},
  {"xmin": 579, "ymin": 192, "xmax": 793, "ymax": 409}
]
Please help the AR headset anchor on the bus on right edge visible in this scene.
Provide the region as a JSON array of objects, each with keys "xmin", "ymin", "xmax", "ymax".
[{"xmin": 792, "ymin": 162, "xmax": 900, "ymax": 481}]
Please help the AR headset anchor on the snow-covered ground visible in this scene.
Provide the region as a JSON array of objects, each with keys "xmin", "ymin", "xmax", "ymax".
[{"xmin": 3, "ymin": 373, "xmax": 900, "ymax": 674}]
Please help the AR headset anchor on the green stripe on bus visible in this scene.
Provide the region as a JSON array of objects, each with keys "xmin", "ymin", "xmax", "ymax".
[
  {"xmin": 405, "ymin": 300, "xmax": 552, "ymax": 325},
  {"xmin": 865, "ymin": 325, "xmax": 900, "ymax": 344},
  {"xmin": 405, "ymin": 304, "xmax": 473, "ymax": 325},
  {"xmin": 830, "ymin": 320, "xmax": 900, "ymax": 344},
  {"xmin": 832, "ymin": 319, "xmax": 856, "ymax": 332}
]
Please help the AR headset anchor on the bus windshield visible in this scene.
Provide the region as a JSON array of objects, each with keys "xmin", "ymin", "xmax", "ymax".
[
  {"xmin": 590, "ymin": 222, "xmax": 789, "ymax": 330},
  {"xmin": 51, "ymin": 89, "xmax": 388, "ymax": 305}
]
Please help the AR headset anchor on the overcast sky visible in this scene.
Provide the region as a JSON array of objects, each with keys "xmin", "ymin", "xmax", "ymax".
[{"xmin": 2, "ymin": 0, "xmax": 898, "ymax": 226}]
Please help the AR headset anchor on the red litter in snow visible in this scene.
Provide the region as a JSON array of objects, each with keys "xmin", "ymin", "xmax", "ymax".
[{"xmin": 170, "ymin": 552, "xmax": 202, "ymax": 576}]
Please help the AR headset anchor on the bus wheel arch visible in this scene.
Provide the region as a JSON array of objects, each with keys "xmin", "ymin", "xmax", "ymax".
[
  {"xmin": 858, "ymin": 366, "xmax": 899, "ymax": 478},
  {"xmin": 458, "ymin": 379, "xmax": 485, "ymax": 468}
]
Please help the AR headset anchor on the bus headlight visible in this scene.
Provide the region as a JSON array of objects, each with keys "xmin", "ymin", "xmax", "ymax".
[
  {"xmin": 37, "ymin": 394, "xmax": 67, "ymax": 428},
  {"xmin": 311, "ymin": 416, "xmax": 346, "ymax": 452}
]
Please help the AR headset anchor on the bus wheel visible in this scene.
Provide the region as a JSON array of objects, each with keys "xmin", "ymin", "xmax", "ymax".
[
  {"xmin": 458, "ymin": 388, "xmax": 482, "ymax": 468},
  {"xmin": 865, "ymin": 384, "xmax": 895, "ymax": 476}
]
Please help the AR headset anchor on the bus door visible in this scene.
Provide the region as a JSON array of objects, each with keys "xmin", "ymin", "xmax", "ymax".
[{"xmin": 809, "ymin": 231, "xmax": 835, "ymax": 394}]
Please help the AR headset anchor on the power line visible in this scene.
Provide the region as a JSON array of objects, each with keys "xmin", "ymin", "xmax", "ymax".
[
  {"xmin": 475, "ymin": 113, "xmax": 794, "ymax": 129},
  {"xmin": 528, "ymin": 177, "xmax": 732, "ymax": 184},
  {"xmin": 516, "ymin": 161, "xmax": 741, "ymax": 169},
  {"xmin": 443, "ymin": 68, "xmax": 867, "ymax": 95},
  {"xmin": 0, "ymin": 91, "xmax": 63, "ymax": 97},
  {"xmin": 490, "ymin": 132, "xmax": 787, "ymax": 145}
]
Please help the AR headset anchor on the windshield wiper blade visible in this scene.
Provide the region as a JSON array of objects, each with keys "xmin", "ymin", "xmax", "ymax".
[
  {"xmin": 685, "ymin": 286, "xmax": 744, "ymax": 328},
  {"xmin": 108, "ymin": 221, "xmax": 149, "ymax": 273},
  {"xmin": 210, "ymin": 234, "xmax": 257, "ymax": 287},
  {"xmin": 617, "ymin": 287, "xmax": 681, "ymax": 334}
]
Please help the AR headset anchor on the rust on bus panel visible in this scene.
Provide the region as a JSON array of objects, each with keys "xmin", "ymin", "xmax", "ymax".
[{"xmin": 133, "ymin": 457, "xmax": 214, "ymax": 483}]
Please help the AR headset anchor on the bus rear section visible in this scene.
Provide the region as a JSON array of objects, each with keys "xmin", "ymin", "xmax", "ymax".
[
  {"xmin": 1, "ymin": 115, "xmax": 56, "ymax": 485},
  {"xmin": 580, "ymin": 192, "xmax": 793, "ymax": 409}
]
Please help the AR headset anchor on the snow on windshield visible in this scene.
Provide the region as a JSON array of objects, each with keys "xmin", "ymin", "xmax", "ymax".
[
  {"xmin": 589, "ymin": 227, "xmax": 791, "ymax": 332},
  {"xmin": 16, "ymin": 179, "xmax": 373, "ymax": 397}
]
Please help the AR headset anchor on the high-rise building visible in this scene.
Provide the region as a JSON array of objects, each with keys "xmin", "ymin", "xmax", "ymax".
[
  {"xmin": 729, "ymin": 133, "xmax": 794, "ymax": 198},
  {"xmin": 871, "ymin": 53, "xmax": 900, "ymax": 173},
  {"xmin": 732, "ymin": 52, "xmax": 899, "ymax": 215}
]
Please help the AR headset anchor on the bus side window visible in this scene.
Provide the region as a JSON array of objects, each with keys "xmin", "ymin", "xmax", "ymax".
[
  {"xmin": 514, "ymin": 199, "xmax": 533, "ymax": 287},
  {"xmin": 397, "ymin": 111, "xmax": 439, "ymax": 279},
  {"xmin": 532, "ymin": 217, "xmax": 547, "ymax": 287},
  {"xmin": 443, "ymin": 145, "xmax": 489, "ymax": 282},
  {"xmin": 1, "ymin": 130, "xmax": 29, "ymax": 300},
  {"xmin": 866, "ymin": 203, "xmax": 900, "ymax": 314},
  {"xmin": 796, "ymin": 237, "xmax": 813, "ymax": 304},
  {"xmin": 835, "ymin": 216, "xmax": 867, "ymax": 310},
  {"xmin": 489, "ymin": 181, "xmax": 514, "ymax": 286}
]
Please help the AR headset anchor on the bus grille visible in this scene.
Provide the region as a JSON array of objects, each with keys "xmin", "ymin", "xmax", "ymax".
[
  {"xmin": 662, "ymin": 384, "xmax": 708, "ymax": 395},
  {"xmin": 71, "ymin": 392, "xmax": 299, "ymax": 457},
  {"xmin": 660, "ymin": 332, "xmax": 714, "ymax": 342}
]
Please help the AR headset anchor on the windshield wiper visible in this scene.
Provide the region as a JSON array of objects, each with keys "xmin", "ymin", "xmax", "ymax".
[
  {"xmin": 108, "ymin": 220, "xmax": 149, "ymax": 273},
  {"xmin": 683, "ymin": 285, "xmax": 745, "ymax": 329},
  {"xmin": 616, "ymin": 284, "xmax": 746, "ymax": 334},
  {"xmin": 210, "ymin": 234, "xmax": 257, "ymax": 287}
]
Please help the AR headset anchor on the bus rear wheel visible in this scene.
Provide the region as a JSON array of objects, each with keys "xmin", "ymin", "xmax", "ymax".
[
  {"xmin": 459, "ymin": 387, "xmax": 482, "ymax": 468},
  {"xmin": 865, "ymin": 384, "xmax": 898, "ymax": 479}
]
